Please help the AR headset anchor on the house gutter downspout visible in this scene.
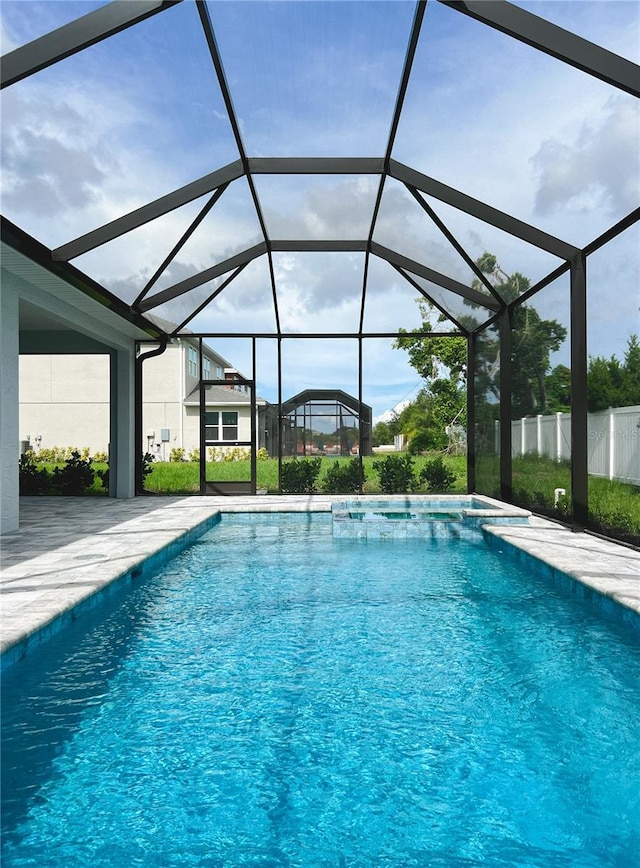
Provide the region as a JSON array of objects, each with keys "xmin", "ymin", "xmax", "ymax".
[{"xmin": 135, "ymin": 335, "xmax": 168, "ymax": 494}]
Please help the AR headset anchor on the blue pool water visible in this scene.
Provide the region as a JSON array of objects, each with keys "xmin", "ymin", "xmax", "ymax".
[{"xmin": 2, "ymin": 513, "xmax": 639, "ymax": 867}]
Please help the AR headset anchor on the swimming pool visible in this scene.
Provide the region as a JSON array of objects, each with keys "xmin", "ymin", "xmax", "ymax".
[{"xmin": 2, "ymin": 512, "xmax": 639, "ymax": 866}]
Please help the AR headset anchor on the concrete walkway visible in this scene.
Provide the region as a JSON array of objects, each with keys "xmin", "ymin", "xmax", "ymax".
[{"xmin": 1, "ymin": 496, "xmax": 639, "ymax": 668}]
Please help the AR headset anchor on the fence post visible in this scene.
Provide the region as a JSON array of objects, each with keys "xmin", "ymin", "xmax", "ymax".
[
  {"xmin": 536, "ymin": 414, "xmax": 542, "ymax": 455},
  {"xmin": 556, "ymin": 413, "xmax": 562, "ymax": 461},
  {"xmin": 608, "ymin": 409, "xmax": 615, "ymax": 480}
]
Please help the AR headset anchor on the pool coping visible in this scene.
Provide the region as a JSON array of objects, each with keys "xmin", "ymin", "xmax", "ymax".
[
  {"xmin": 482, "ymin": 521, "xmax": 640, "ymax": 631},
  {"xmin": 0, "ymin": 498, "xmax": 226, "ymax": 670},
  {"xmin": 2, "ymin": 495, "xmax": 639, "ymax": 670}
]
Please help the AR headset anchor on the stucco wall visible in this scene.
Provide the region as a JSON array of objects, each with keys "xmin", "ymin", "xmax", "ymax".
[
  {"xmin": 17, "ymin": 339, "xmax": 256, "ymax": 460},
  {"xmin": 20, "ymin": 355, "xmax": 110, "ymax": 455}
]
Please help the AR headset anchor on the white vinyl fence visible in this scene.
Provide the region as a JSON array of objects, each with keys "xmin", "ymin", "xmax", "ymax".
[{"xmin": 506, "ymin": 406, "xmax": 640, "ymax": 486}]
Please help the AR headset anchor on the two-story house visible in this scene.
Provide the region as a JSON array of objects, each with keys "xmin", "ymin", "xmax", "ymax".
[{"xmin": 20, "ymin": 325, "xmax": 272, "ymax": 460}]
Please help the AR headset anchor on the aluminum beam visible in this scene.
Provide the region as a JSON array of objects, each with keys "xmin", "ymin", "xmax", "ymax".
[
  {"xmin": 363, "ymin": 1, "xmax": 427, "ymax": 344},
  {"xmin": 170, "ymin": 264, "xmax": 249, "ymax": 335},
  {"xmin": 466, "ymin": 333, "xmax": 476, "ymax": 493},
  {"xmin": 138, "ymin": 242, "xmax": 267, "ymax": 312},
  {"xmin": 179, "ymin": 332, "xmax": 462, "ymax": 339},
  {"xmin": 133, "ymin": 184, "xmax": 230, "ymax": 308},
  {"xmin": 197, "ymin": 0, "xmax": 281, "ymax": 333},
  {"xmin": 570, "ymin": 253, "xmax": 588, "ymax": 531},
  {"xmin": 1, "ymin": 0, "xmax": 182, "ymax": 89},
  {"xmin": 389, "ymin": 160, "xmax": 580, "ymax": 261},
  {"xmin": 372, "ymin": 241, "xmax": 500, "ymax": 310},
  {"xmin": 583, "ymin": 207, "xmax": 640, "ymax": 258},
  {"xmin": 392, "ymin": 264, "xmax": 472, "ymax": 335},
  {"xmin": 249, "ymin": 158, "xmax": 385, "ymax": 175},
  {"xmin": 270, "ymin": 240, "xmax": 369, "ymax": 253},
  {"xmin": 383, "ymin": 1, "xmax": 427, "ymax": 168},
  {"xmin": 52, "ymin": 162, "xmax": 243, "ymax": 261},
  {"xmin": 406, "ymin": 185, "xmax": 504, "ymax": 305},
  {"xmin": 440, "ymin": 0, "xmax": 640, "ymax": 98},
  {"xmin": 499, "ymin": 309, "xmax": 512, "ymax": 502}
]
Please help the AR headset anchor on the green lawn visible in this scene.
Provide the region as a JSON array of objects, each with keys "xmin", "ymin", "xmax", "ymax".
[
  {"xmin": 483, "ymin": 452, "xmax": 640, "ymax": 544},
  {"xmin": 145, "ymin": 454, "xmax": 468, "ymax": 495},
  {"xmin": 25, "ymin": 453, "xmax": 638, "ymax": 545}
]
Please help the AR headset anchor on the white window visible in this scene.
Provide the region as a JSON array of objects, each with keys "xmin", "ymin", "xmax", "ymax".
[
  {"xmin": 203, "ymin": 357, "xmax": 211, "ymax": 378},
  {"xmin": 205, "ymin": 411, "xmax": 238, "ymax": 442},
  {"xmin": 216, "ymin": 365, "xmax": 223, "ymax": 379},
  {"xmin": 188, "ymin": 346, "xmax": 198, "ymax": 377},
  {"xmin": 221, "ymin": 411, "xmax": 238, "ymax": 440}
]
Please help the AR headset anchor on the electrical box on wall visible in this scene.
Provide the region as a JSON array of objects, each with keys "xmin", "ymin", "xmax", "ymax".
[{"xmin": 160, "ymin": 429, "xmax": 170, "ymax": 442}]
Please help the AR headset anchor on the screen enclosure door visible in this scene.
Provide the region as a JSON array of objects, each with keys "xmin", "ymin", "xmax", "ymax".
[{"xmin": 199, "ymin": 378, "xmax": 257, "ymax": 495}]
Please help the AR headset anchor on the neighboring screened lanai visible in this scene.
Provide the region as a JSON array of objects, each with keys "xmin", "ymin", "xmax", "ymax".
[
  {"xmin": 1, "ymin": 1, "xmax": 639, "ymax": 537},
  {"xmin": 281, "ymin": 391, "xmax": 373, "ymax": 457}
]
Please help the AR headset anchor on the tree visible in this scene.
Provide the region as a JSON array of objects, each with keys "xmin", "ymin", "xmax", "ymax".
[
  {"xmin": 372, "ymin": 418, "xmax": 397, "ymax": 447},
  {"xmin": 395, "ymin": 300, "xmax": 467, "ymax": 382},
  {"xmin": 470, "ymin": 254, "xmax": 567, "ymax": 417},
  {"xmin": 394, "ymin": 301, "xmax": 467, "ymax": 450},
  {"xmin": 393, "ymin": 253, "xmax": 569, "ymax": 443},
  {"xmin": 623, "ymin": 334, "xmax": 640, "ymax": 404},
  {"xmin": 545, "ymin": 364, "xmax": 571, "ymax": 413},
  {"xmin": 587, "ymin": 335, "xmax": 640, "ymax": 411},
  {"xmin": 511, "ymin": 310, "xmax": 567, "ymax": 417}
]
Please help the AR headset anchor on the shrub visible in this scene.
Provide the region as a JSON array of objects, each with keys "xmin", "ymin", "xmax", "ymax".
[
  {"xmin": 373, "ymin": 453, "xmax": 416, "ymax": 494},
  {"xmin": 419, "ymin": 456, "xmax": 456, "ymax": 492},
  {"xmin": 257, "ymin": 447, "xmax": 270, "ymax": 461},
  {"xmin": 407, "ymin": 430, "xmax": 433, "ymax": 456},
  {"xmin": 142, "ymin": 452, "xmax": 155, "ymax": 483},
  {"xmin": 51, "ymin": 450, "xmax": 95, "ymax": 495},
  {"xmin": 92, "ymin": 450, "xmax": 108, "ymax": 463},
  {"xmin": 281, "ymin": 457, "xmax": 322, "ymax": 493},
  {"xmin": 96, "ymin": 465, "xmax": 110, "ymax": 490},
  {"xmin": 322, "ymin": 458, "xmax": 364, "ymax": 493},
  {"xmin": 226, "ymin": 447, "xmax": 250, "ymax": 461},
  {"xmin": 170, "ymin": 447, "xmax": 185, "ymax": 462},
  {"xmin": 207, "ymin": 446, "xmax": 251, "ymax": 462},
  {"xmin": 188, "ymin": 448, "xmax": 200, "ymax": 462},
  {"xmin": 35, "ymin": 445, "xmax": 91, "ymax": 462},
  {"xmin": 18, "ymin": 452, "xmax": 51, "ymax": 495},
  {"xmin": 322, "ymin": 458, "xmax": 365, "ymax": 494},
  {"xmin": 35, "ymin": 447, "xmax": 57, "ymax": 463}
]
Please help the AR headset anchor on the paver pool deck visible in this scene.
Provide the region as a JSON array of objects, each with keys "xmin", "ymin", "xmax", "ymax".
[{"xmin": 2, "ymin": 495, "xmax": 639, "ymax": 668}]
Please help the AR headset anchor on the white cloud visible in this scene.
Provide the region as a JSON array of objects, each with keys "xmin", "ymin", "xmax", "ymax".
[
  {"xmin": 261, "ymin": 176, "xmax": 378, "ymax": 240},
  {"xmin": 1, "ymin": 88, "xmax": 112, "ymax": 218},
  {"xmin": 0, "ymin": 15, "xmax": 19, "ymax": 54},
  {"xmin": 393, "ymin": 1, "xmax": 639, "ymax": 249},
  {"xmin": 532, "ymin": 96, "xmax": 640, "ymax": 217},
  {"xmin": 0, "ymin": 81, "xmax": 185, "ymax": 247}
]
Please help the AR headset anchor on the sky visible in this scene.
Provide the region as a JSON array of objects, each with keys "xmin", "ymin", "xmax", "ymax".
[{"xmin": 1, "ymin": 0, "xmax": 639, "ymax": 422}]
